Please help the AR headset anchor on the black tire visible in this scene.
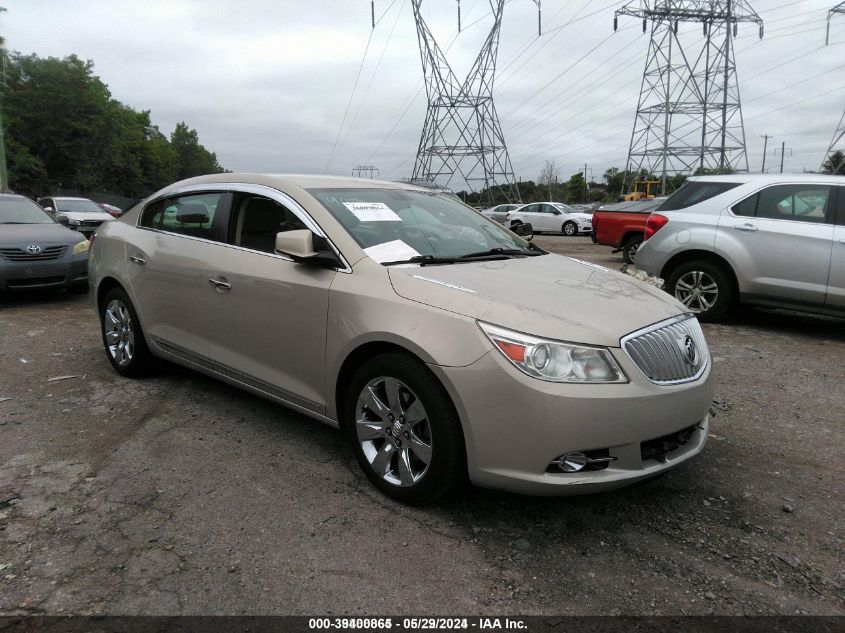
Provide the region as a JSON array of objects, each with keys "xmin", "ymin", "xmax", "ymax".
[
  {"xmin": 344, "ymin": 352, "xmax": 466, "ymax": 505},
  {"xmin": 99, "ymin": 287, "xmax": 156, "ymax": 377},
  {"xmin": 68, "ymin": 283, "xmax": 89, "ymax": 295},
  {"xmin": 622, "ymin": 234, "xmax": 644, "ymax": 265},
  {"xmin": 562, "ymin": 221, "xmax": 577, "ymax": 236},
  {"xmin": 665, "ymin": 260, "xmax": 735, "ymax": 322}
]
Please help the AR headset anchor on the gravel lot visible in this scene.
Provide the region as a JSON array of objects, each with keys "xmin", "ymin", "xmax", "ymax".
[{"xmin": 0, "ymin": 236, "xmax": 842, "ymax": 616}]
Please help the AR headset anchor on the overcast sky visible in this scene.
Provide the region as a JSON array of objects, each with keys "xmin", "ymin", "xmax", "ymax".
[{"xmin": 4, "ymin": 0, "xmax": 844, "ymax": 190}]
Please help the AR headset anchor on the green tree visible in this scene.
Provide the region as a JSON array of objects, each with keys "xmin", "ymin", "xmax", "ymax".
[
  {"xmin": 2, "ymin": 53, "xmax": 226, "ymax": 197},
  {"xmin": 170, "ymin": 122, "xmax": 224, "ymax": 180}
]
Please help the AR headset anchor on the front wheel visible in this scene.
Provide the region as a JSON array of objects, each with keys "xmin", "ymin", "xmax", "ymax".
[
  {"xmin": 562, "ymin": 221, "xmax": 577, "ymax": 236},
  {"xmin": 665, "ymin": 260, "xmax": 735, "ymax": 322},
  {"xmin": 100, "ymin": 287, "xmax": 156, "ymax": 376},
  {"xmin": 344, "ymin": 353, "xmax": 466, "ymax": 505}
]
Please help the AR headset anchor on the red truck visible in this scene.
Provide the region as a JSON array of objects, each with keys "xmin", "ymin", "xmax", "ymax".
[{"xmin": 590, "ymin": 198, "xmax": 667, "ymax": 264}]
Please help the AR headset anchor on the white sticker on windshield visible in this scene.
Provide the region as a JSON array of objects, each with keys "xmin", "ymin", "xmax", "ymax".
[
  {"xmin": 342, "ymin": 201, "xmax": 401, "ymax": 222},
  {"xmin": 364, "ymin": 240, "xmax": 420, "ymax": 264}
]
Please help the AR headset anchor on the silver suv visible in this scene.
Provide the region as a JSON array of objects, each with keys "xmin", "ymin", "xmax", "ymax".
[{"xmin": 636, "ymin": 174, "xmax": 845, "ymax": 322}]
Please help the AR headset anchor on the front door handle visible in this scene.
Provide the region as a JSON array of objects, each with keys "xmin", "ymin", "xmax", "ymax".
[
  {"xmin": 208, "ymin": 278, "xmax": 232, "ymax": 290},
  {"xmin": 129, "ymin": 255, "xmax": 147, "ymax": 265},
  {"xmin": 733, "ymin": 223, "xmax": 758, "ymax": 232}
]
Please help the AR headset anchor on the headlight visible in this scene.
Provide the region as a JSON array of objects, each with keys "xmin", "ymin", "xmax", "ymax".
[
  {"xmin": 479, "ymin": 322, "xmax": 627, "ymax": 383},
  {"xmin": 69, "ymin": 219, "xmax": 82, "ymax": 226},
  {"xmin": 72, "ymin": 239, "xmax": 90, "ymax": 255}
]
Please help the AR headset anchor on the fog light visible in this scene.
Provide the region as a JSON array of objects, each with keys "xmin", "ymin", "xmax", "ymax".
[{"xmin": 556, "ymin": 452, "xmax": 587, "ymax": 473}]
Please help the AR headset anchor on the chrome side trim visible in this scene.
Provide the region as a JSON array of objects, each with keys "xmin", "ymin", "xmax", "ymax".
[{"xmin": 152, "ymin": 337, "xmax": 324, "ymax": 415}]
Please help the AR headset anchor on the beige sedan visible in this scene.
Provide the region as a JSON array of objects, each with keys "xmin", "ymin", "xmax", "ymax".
[{"xmin": 89, "ymin": 174, "xmax": 713, "ymax": 504}]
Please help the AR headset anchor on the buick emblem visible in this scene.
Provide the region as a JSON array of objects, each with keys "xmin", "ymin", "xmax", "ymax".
[
  {"xmin": 682, "ymin": 335, "xmax": 697, "ymax": 366},
  {"xmin": 25, "ymin": 244, "xmax": 42, "ymax": 254}
]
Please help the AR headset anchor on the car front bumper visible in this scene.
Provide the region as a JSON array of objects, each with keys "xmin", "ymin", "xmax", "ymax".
[
  {"xmin": 432, "ymin": 347, "xmax": 712, "ymax": 495},
  {"xmin": 0, "ymin": 253, "xmax": 89, "ymax": 291}
]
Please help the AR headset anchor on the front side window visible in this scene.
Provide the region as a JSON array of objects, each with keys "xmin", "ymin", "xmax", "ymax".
[
  {"xmin": 658, "ymin": 181, "xmax": 741, "ymax": 211},
  {"xmin": 308, "ymin": 188, "xmax": 535, "ymax": 262},
  {"xmin": 732, "ymin": 185, "xmax": 832, "ymax": 224},
  {"xmin": 0, "ymin": 197, "xmax": 55, "ymax": 224},
  {"xmin": 229, "ymin": 195, "xmax": 307, "ymax": 253},
  {"xmin": 140, "ymin": 193, "xmax": 224, "ymax": 239}
]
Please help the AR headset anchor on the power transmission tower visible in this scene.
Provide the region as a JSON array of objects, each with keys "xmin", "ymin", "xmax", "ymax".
[
  {"xmin": 615, "ymin": 1, "xmax": 764, "ymax": 195},
  {"xmin": 352, "ymin": 165, "xmax": 380, "ymax": 178},
  {"xmin": 409, "ymin": 0, "xmax": 541, "ymax": 203},
  {"xmin": 821, "ymin": 2, "xmax": 845, "ymax": 174}
]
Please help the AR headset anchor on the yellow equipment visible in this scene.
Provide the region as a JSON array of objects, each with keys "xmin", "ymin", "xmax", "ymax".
[{"xmin": 622, "ymin": 179, "xmax": 660, "ymax": 202}]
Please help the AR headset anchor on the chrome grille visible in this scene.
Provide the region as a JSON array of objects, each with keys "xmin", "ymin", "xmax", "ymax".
[
  {"xmin": 621, "ymin": 314, "xmax": 708, "ymax": 385},
  {"xmin": 0, "ymin": 245, "xmax": 67, "ymax": 261}
]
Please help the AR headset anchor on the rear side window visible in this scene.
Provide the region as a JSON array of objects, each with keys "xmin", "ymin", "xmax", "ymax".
[
  {"xmin": 732, "ymin": 185, "xmax": 833, "ymax": 224},
  {"xmin": 140, "ymin": 193, "xmax": 224, "ymax": 239},
  {"xmin": 657, "ymin": 181, "xmax": 741, "ymax": 211}
]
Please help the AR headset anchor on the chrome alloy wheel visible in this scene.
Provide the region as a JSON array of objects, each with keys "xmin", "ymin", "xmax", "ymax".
[
  {"xmin": 355, "ymin": 377, "xmax": 433, "ymax": 487},
  {"xmin": 104, "ymin": 299, "xmax": 135, "ymax": 367},
  {"xmin": 674, "ymin": 270, "xmax": 719, "ymax": 314}
]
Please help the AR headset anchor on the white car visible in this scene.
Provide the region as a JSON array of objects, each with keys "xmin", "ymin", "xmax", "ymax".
[
  {"xmin": 507, "ymin": 202, "xmax": 593, "ymax": 236},
  {"xmin": 481, "ymin": 203, "xmax": 521, "ymax": 224}
]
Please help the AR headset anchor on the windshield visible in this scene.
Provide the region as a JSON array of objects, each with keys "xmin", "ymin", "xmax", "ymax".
[
  {"xmin": 56, "ymin": 199, "xmax": 108, "ymax": 214},
  {"xmin": 551, "ymin": 203, "xmax": 578, "ymax": 214},
  {"xmin": 0, "ymin": 198, "xmax": 55, "ymax": 224},
  {"xmin": 308, "ymin": 188, "xmax": 538, "ymax": 264}
]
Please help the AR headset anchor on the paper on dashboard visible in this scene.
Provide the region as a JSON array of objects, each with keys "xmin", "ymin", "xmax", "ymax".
[{"xmin": 363, "ymin": 240, "xmax": 421, "ymax": 264}]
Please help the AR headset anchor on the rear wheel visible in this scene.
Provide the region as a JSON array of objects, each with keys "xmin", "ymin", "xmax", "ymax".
[
  {"xmin": 665, "ymin": 260, "xmax": 735, "ymax": 322},
  {"xmin": 562, "ymin": 221, "xmax": 577, "ymax": 236},
  {"xmin": 622, "ymin": 234, "xmax": 644, "ymax": 265},
  {"xmin": 100, "ymin": 287, "xmax": 155, "ymax": 376},
  {"xmin": 344, "ymin": 353, "xmax": 466, "ymax": 505}
]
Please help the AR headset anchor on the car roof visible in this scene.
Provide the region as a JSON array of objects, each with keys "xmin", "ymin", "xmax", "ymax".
[
  {"xmin": 0, "ymin": 193, "xmax": 30, "ymax": 200},
  {"xmin": 687, "ymin": 173, "xmax": 845, "ymax": 184},
  {"xmin": 162, "ymin": 173, "xmax": 436, "ymax": 193}
]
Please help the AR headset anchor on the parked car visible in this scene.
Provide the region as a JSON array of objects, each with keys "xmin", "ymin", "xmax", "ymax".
[
  {"xmin": 90, "ymin": 174, "xmax": 713, "ymax": 504},
  {"xmin": 37, "ymin": 196, "xmax": 114, "ymax": 238},
  {"xmin": 481, "ymin": 203, "xmax": 521, "ymax": 224},
  {"xmin": 506, "ymin": 202, "xmax": 593, "ymax": 236},
  {"xmin": 591, "ymin": 197, "xmax": 667, "ymax": 264},
  {"xmin": 636, "ymin": 174, "xmax": 845, "ymax": 321},
  {"xmin": 0, "ymin": 193, "xmax": 90, "ymax": 293},
  {"xmin": 97, "ymin": 202, "xmax": 124, "ymax": 218}
]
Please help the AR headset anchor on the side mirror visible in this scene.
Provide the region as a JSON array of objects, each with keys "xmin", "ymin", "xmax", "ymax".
[
  {"xmin": 275, "ymin": 230, "xmax": 339, "ymax": 267},
  {"xmin": 552, "ymin": 209, "xmax": 562, "ymax": 215},
  {"xmin": 512, "ymin": 222, "xmax": 534, "ymax": 241},
  {"xmin": 56, "ymin": 215, "xmax": 70, "ymax": 226}
]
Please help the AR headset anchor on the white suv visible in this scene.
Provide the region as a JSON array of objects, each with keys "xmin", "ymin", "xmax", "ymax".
[{"xmin": 636, "ymin": 174, "xmax": 845, "ymax": 321}]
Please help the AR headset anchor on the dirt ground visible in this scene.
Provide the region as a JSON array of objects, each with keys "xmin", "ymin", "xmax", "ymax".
[{"xmin": 0, "ymin": 236, "xmax": 842, "ymax": 616}]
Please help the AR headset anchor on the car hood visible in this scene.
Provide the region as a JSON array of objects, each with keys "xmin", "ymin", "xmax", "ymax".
[
  {"xmin": 57, "ymin": 211, "xmax": 113, "ymax": 221},
  {"xmin": 388, "ymin": 254, "xmax": 685, "ymax": 347},
  {"xmin": 568, "ymin": 212, "xmax": 593, "ymax": 223},
  {"xmin": 0, "ymin": 223, "xmax": 83, "ymax": 245}
]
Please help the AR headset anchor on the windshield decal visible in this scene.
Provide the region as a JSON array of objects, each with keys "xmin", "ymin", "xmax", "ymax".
[
  {"xmin": 343, "ymin": 201, "xmax": 401, "ymax": 222},
  {"xmin": 363, "ymin": 240, "xmax": 420, "ymax": 264}
]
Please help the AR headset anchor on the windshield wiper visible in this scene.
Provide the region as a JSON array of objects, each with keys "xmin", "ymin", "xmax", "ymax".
[
  {"xmin": 0, "ymin": 221, "xmax": 30, "ymax": 225},
  {"xmin": 381, "ymin": 249, "xmax": 543, "ymax": 267},
  {"xmin": 459, "ymin": 247, "xmax": 545, "ymax": 259}
]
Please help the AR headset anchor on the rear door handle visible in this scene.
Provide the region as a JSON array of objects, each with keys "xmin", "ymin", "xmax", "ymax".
[
  {"xmin": 129, "ymin": 255, "xmax": 147, "ymax": 265},
  {"xmin": 733, "ymin": 223, "xmax": 758, "ymax": 232},
  {"xmin": 208, "ymin": 278, "xmax": 232, "ymax": 290}
]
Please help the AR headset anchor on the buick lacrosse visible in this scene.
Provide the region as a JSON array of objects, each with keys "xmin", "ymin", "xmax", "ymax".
[{"xmin": 89, "ymin": 174, "xmax": 713, "ymax": 504}]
